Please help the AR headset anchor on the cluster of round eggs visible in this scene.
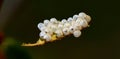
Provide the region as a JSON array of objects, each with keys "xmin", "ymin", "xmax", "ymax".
[
  {"xmin": 37, "ymin": 12, "xmax": 91, "ymax": 42},
  {"xmin": 22, "ymin": 12, "xmax": 91, "ymax": 46}
]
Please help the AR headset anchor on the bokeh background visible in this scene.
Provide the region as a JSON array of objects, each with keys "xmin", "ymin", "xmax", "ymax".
[{"xmin": 0, "ymin": 0, "xmax": 120, "ymax": 59}]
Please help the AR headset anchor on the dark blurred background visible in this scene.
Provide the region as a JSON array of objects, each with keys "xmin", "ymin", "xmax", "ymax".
[{"xmin": 0, "ymin": 0, "xmax": 120, "ymax": 59}]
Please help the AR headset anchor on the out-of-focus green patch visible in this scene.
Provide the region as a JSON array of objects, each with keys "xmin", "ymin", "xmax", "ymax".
[
  {"xmin": 0, "ymin": 37, "xmax": 32, "ymax": 59},
  {"xmin": 5, "ymin": 45, "xmax": 32, "ymax": 59},
  {"xmin": 0, "ymin": 37, "xmax": 17, "ymax": 49}
]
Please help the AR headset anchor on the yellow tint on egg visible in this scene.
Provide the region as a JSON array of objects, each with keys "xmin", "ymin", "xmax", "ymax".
[{"xmin": 50, "ymin": 34, "xmax": 57, "ymax": 41}]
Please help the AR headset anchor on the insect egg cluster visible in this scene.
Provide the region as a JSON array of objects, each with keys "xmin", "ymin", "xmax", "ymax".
[
  {"xmin": 22, "ymin": 12, "xmax": 91, "ymax": 46},
  {"xmin": 38, "ymin": 12, "xmax": 91, "ymax": 41}
]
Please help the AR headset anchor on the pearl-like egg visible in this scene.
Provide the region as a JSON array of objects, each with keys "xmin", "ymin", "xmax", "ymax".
[
  {"xmin": 67, "ymin": 17, "xmax": 73, "ymax": 22},
  {"xmin": 61, "ymin": 19, "xmax": 67, "ymax": 24},
  {"xmin": 43, "ymin": 34, "xmax": 51, "ymax": 41},
  {"xmin": 44, "ymin": 19, "xmax": 49, "ymax": 26},
  {"xmin": 39, "ymin": 31, "xmax": 46, "ymax": 38},
  {"xmin": 84, "ymin": 15, "xmax": 91, "ymax": 23},
  {"xmin": 69, "ymin": 26, "xmax": 75, "ymax": 33},
  {"xmin": 73, "ymin": 30, "xmax": 81, "ymax": 37},
  {"xmin": 44, "ymin": 28, "xmax": 53, "ymax": 35},
  {"xmin": 78, "ymin": 12, "xmax": 87, "ymax": 18},
  {"xmin": 55, "ymin": 29, "xmax": 63, "ymax": 38},
  {"xmin": 37, "ymin": 23, "xmax": 45, "ymax": 30},
  {"xmin": 62, "ymin": 28, "xmax": 70, "ymax": 35},
  {"xmin": 50, "ymin": 24, "xmax": 57, "ymax": 32},
  {"xmin": 40, "ymin": 26, "xmax": 46, "ymax": 31},
  {"xmin": 74, "ymin": 23, "xmax": 82, "ymax": 30},
  {"xmin": 64, "ymin": 23, "xmax": 71, "ymax": 28},
  {"xmin": 76, "ymin": 18, "xmax": 83, "ymax": 24},
  {"xmin": 79, "ymin": 19, "xmax": 88, "ymax": 28},
  {"xmin": 50, "ymin": 18, "xmax": 57, "ymax": 24},
  {"xmin": 73, "ymin": 15, "xmax": 79, "ymax": 20},
  {"xmin": 58, "ymin": 23, "xmax": 63, "ymax": 29}
]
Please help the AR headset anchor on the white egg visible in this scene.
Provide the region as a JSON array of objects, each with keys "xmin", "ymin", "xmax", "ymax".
[
  {"xmin": 48, "ymin": 28, "xmax": 53, "ymax": 35},
  {"xmin": 58, "ymin": 23, "xmax": 63, "ymax": 29},
  {"xmin": 61, "ymin": 19, "xmax": 67, "ymax": 24},
  {"xmin": 74, "ymin": 23, "xmax": 82, "ymax": 30},
  {"xmin": 76, "ymin": 18, "xmax": 88, "ymax": 28},
  {"xmin": 78, "ymin": 12, "xmax": 87, "ymax": 18},
  {"xmin": 39, "ymin": 31, "xmax": 46, "ymax": 38},
  {"xmin": 69, "ymin": 24, "xmax": 81, "ymax": 33},
  {"xmin": 50, "ymin": 18, "xmax": 58, "ymax": 24},
  {"xmin": 73, "ymin": 30, "xmax": 81, "ymax": 37},
  {"xmin": 43, "ymin": 34, "xmax": 51, "ymax": 41},
  {"xmin": 62, "ymin": 28, "xmax": 70, "ymax": 35},
  {"xmin": 73, "ymin": 15, "xmax": 79, "ymax": 20},
  {"xmin": 67, "ymin": 17, "xmax": 73, "ymax": 22},
  {"xmin": 47, "ymin": 22, "xmax": 53, "ymax": 28},
  {"xmin": 69, "ymin": 26, "xmax": 75, "ymax": 33},
  {"xmin": 44, "ymin": 19, "xmax": 49, "ymax": 26},
  {"xmin": 55, "ymin": 29, "xmax": 63, "ymax": 38},
  {"xmin": 84, "ymin": 15, "xmax": 91, "ymax": 23},
  {"xmin": 64, "ymin": 23, "xmax": 71, "ymax": 28},
  {"xmin": 44, "ymin": 28, "xmax": 53, "ymax": 35},
  {"xmin": 37, "ymin": 23, "xmax": 45, "ymax": 30},
  {"xmin": 40, "ymin": 26, "xmax": 46, "ymax": 31},
  {"xmin": 76, "ymin": 18, "xmax": 83, "ymax": 24},
  {"xmin": 79, "ymin": 19, "xmax": 88, "ymax": 28},
  {"xmin": 71, "ymin": 21, "xmax": 76, "ymax": 25},
  {"xmin": 50, "ymin": 24, "xmax": 58, "ymax": 32}
]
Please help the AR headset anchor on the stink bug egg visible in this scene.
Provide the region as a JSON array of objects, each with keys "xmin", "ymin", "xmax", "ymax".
[
  {"xmin": 84, "ymin": 15, "xmax": 91, "ymax": 23},
  {"xmin": 74, "ymin": 23, "xmax": 82, "ymax": 30},
  {"xmin": 69, "ymin": 26, "xmax": 75, "ymax": 33},
  {"xmin": 78, "ymin": 12, "xmax": 87, "ymax": 18},
  {"xmin": 58, "ymin": 23, "xmax": 63, "ymax": 29},
  {"xmin": 64, "ymin": 23, "xmax": 71, "ymax": 28},
  {"xmin": 44, "ymin": 28, "xmax": 53, "ymax": 35},
  {"xmin": 73, "ymin": 15, "xmax": 79, "ymax": 20},
  {"xmin": 43, "ymin": 34, "xmax": 51, "ymax": 41},
  {"xmin": 44, "ymin": 19, "xmax": 49, "ymax": 26},
  {"xmin": 50, "ymin": 24, "xmax": 57, "ymax": 32},
  {"xmin": 40, "ymin": 26, "xmax": 46, "ymax": 31},
  {"xmin": 37, "ymin": 23, "xmax": 45, "ymax": 30},
  {"xmin": 73, "ymin": 30, "xmax": 81, "ymax": 37},
  {"xmin": 55, "ymin": 29, "xmax": 63, "ymax": 38},
  {"xmin": 61, "ymin": 19, "xmax": 67, "ymax": 24},
  {"xmin": 76, "ymin": 18, "xmax": 83, "ymax": 24},
  {"xmin": 62, "ymin": 28, "xmax": 70, "ymax": 35},
  {"xmin": 39, "ymin": 31, "xmax": 46, "ymax": 38},
  {"xmin": 50, "ymin": 18, "xmax": 57, "ymax": 24},
  {"xmin": 79, "ymin": 19, "xmax": 88, "ymax": 28},
  {"xmin": 67, "ymin": 17, "xmax": 73, "ymax": 22}
]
